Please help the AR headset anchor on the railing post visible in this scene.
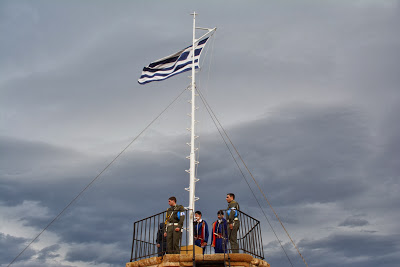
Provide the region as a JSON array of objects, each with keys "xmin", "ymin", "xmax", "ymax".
[
  {"xmin": 130, "ymin": 209, "xmax": 264, "ymax": 261},
  {"xmin": 131, "ymin": 223, "xmax": 136, "ymax": 262}
]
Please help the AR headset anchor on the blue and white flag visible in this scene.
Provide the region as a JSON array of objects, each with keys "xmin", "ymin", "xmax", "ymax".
[{"xmin": 138, "ymin": 37, "xmax": 209, "ymax": 85}]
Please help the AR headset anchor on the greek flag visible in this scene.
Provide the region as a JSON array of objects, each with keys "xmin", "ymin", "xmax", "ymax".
[{"xmin": 138, "ymin": 37, "xmax": 209, "ymax": 85}]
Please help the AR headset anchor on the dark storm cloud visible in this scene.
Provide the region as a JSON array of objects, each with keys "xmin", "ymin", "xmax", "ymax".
[
  {"xmin": 264, "ymin": 231, "xmax": 400, "ymax": 267},
  {"xmin": 0, "ymin": 135, "xmax": 103, "ymax": 207},
  {"xmin": 199, "ymin": 104, "xmax": 372, "ymax": 207},
  {"xmin": 37, "ymin": 244, "xmax": 61, "ymax": 261},
  {"xmin": 0, "ymin": 136, "xmax": 80, "ymax": 172},
  {"xmin": 301, "ymin": 232, "xmax": 400, "ymax": 266},
  {"xmin": 2, "ymin": 100, "xmax": 399, "ymax": 266},
  {"xmin": 0, "ymin": 134, "xmax": 188, "ymax": 237},
  {"xmin": 2, "ymin": 1, "xmax": 400, "ymax": 267},
  {"xmin": 339, "ymin": 218, "xmax": 369, "ymax": 228},
  {"xmin": 65, "ymin": 243, "xmax": 126, "ymax": 265},
  {"xmin": 338, "ymin": 216, "xmax": 369, "ymax": 228},
  {"xmin": 2, "ymin": 102, "xmax": 383, "ymax": 226},
  {"xmin": 0, "ymin": 233, "xmax": 36, "ymax": 265}
]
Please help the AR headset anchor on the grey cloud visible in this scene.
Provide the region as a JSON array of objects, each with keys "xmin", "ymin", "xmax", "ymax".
[
  {"xmin": 37, "ymin": 244, "xmax": 61, "ymax": 261},
  {"xmin": 2, "ymin": 100, "xmax": 400, "ymax": 266},
  {"xmin": 264, "ymin": 231, "xmax": 400, "ymax": 267},
  {"xmin": 300, "ymin": 232, "xmax": 400, "ymax": 260},
  {"xmin": 0, "ymin": 136, "xmax": 81, "ymax": 173},
  {"xmin": 2, "ymin": 1, "xmax": 400, "ymax": 267},
  {"xmin": 0, "ymin": 232, "xmax": 36, "ymax": 265},
  {"xmin": 65, "ymin": 243, "xmax": 126, "ymax": 266},
  {"xmin": 216, "ymin": 105, "xmax": 371, "ymax": 206},
  {"xmin": 339, "ymin": 216, "xmax": 369, "ymax": 228}
]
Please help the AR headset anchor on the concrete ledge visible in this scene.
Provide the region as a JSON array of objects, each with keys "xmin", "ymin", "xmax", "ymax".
[{"xmin": 127, "ymin": 254, "xmax": 270, "ymax": 267}]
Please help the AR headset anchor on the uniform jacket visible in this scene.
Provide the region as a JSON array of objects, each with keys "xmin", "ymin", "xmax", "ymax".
[
  {"xmin": 211, "ymin": 218, "xmax": 228, "ymax": 247},
  {"xmin": 194, "ymin": 219, "xmax": 209, "ymax": 244},
  {"xmin": 165, "ymin": 204, "xmax": 186, "ymax": 232},
  {"xmin": 156, "ymin": 223, "xmax": 167, "ymax": 245},
  {"xmin": 226, "ymin": 200, "xmax": 240, "ymax": 224}
]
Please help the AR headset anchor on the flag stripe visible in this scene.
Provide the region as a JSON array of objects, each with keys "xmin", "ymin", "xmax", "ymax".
[
  {"xmin": 141, "ymin": 59, "xmax": 199, "ymax": 77},
  {"xmin": 138, "ymin": 37, "xmax": 209, "ymax": 84}
]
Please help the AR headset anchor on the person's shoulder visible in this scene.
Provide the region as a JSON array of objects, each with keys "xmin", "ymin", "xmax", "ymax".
[
  {"xmin": 177, "ymin": 204, "xmax": 185, "ymax": 210},
  {"xmin": 228, "ymin": 201, "xmax": 237, "ymax": 207}
]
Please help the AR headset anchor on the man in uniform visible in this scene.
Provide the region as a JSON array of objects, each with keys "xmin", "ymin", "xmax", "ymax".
[
  {"xmin": 194, "ymin": 211, "xmax": 209, "ymax": 254},
  {"xmin": 211, "ymin": 210, "xmax": 228, "ymax": 253},
  {"xmin": 226, "ymin": 193, "xmax": 240, "ymax": 253},
  {"xmin": 164, "ymin": 196, "xmax": 185, "ymax": 254}
]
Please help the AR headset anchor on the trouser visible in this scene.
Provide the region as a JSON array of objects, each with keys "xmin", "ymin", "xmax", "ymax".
[
  {"xmin": 166, "ymin": 225, "xmax": 182, "ymax": 254},
  {"xmin": 227, "ymin": 220, "xmax": 240, "ymax": 253},
  {"xmin": 214, "ymin": 238, "xmax": 227, "ymax": 253},
  {"xmin": 158, "ymin": 242, "xmax": 166, "ymax": 256}
]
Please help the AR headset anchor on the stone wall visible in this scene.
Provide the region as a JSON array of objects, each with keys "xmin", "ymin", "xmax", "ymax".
[{"xmin": 126, "ymin": 254, "xmax": 270, "ymax": 267}]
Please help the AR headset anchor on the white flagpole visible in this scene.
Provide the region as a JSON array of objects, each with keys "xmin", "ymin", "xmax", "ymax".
[{"xmin": 187, "ymin": 11, "xmax": 197, "ymax": 246}]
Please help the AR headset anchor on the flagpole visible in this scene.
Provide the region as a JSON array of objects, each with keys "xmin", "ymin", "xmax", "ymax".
[{"xmin": 187, "ymin": 11, "xmax": 197, "ymax": 246}]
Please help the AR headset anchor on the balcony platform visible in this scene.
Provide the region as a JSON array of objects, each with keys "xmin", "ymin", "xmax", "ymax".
[{"xmin": 126, "ymin": 253, "xmax": 270, "ymax": 267}]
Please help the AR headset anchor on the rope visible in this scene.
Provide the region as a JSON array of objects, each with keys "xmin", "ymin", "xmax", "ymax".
[
  {"xmin": 196, "ymin": 32, "xmax": 300, "ymax": 266},
  {"xmin": 218, "ymin": 121, "xmax": 310, "ymax": 267},
  {"xmin": 196, "ymin": 89, "xmax": 295, "ymax": 267},
  {"xmin": 192, "ymin": 30, "xmax": 217, "ymax": 196},
  {"xmin": 7, "ymin": 87, "xmax": 187, "ymax": 267}
]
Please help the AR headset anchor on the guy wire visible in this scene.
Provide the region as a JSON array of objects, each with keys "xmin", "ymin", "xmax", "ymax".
[
  {"xmin": 7, "ymin": 87, "xmax": 187, "ymax": 267},
  {"xmin": 196, "ymin": 88, "xmax": 295, "ymax": 267}
]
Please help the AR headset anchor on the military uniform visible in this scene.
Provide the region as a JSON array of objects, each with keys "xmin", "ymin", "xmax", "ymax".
[
  {"xmin": 226, "ymin": 200, "xmax": 240, "ymax": 253},
  {"xmin": 164, "ymin": 205, "xmax": 185, "ymax": 254}
]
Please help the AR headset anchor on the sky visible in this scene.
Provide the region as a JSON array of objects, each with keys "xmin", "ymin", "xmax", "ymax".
[{"xmin": 1, "ymin": 0, "xmax": 400, "ymax": 266}]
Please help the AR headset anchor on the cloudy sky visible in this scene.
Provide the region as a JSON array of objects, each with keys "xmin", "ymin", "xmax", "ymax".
[{"xmin": 1, "ymin": 1, "xmax": 400, "ymax": 266}]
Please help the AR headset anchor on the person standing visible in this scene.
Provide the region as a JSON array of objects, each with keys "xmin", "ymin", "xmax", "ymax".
[
  {"xmin": 211, "ymin": 210, "xmax": 228, "ymax": 253},
  {"xmin": 194, "ymin": 211, "xmax": 209, "ymax": 254},
  {"xmin": 226, "ymin": 193, "xmax": 240, "ymax": 253},
  {"xmin": 164, "ymin": 196, "xmax": 185, "ymax": 254},
  {"xmin": 156, "ymin": 222, "xmax": 167, "ymax": 256}
]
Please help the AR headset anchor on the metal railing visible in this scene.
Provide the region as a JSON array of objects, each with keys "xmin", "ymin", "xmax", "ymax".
[{"xmin": 130, "ymin": 209, "xmax": 264, "ymax": 262}]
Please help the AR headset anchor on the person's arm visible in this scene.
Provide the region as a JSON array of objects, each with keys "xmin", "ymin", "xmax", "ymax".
[
  {"xmin": 164, "ymin": 211, "xmax": 169, "ymax": 236},
  {"xmin": 176, "ymin": 206, "xmax": 185, "ymax": 231},
  {"xmin": 204, "ymin": 222, "xmax": 209, "ymax": 243},
  {"xmin": 227, "ymin": 203, "xmax": 236, "ymax": 223},
  {"xmin": 156, "ymin": 229, "xmax": 160, "ymax": 243},
  {"xmin": 211, "ymin": 222, "xmax": 215, "ymax": 247}
]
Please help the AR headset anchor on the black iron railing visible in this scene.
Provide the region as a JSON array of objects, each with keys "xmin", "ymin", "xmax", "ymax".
[
  {"xmin": 130, "ymin": 209, "xmax": 264, "ymax": 262},
  {"xmin": 236, "ymin": 210, "xmax": 264, "ymax": 259}
]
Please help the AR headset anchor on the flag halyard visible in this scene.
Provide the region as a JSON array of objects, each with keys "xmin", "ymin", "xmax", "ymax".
[{"xmin": 138, "ymin": 37, "xmax": 209, "ymax": 85}]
